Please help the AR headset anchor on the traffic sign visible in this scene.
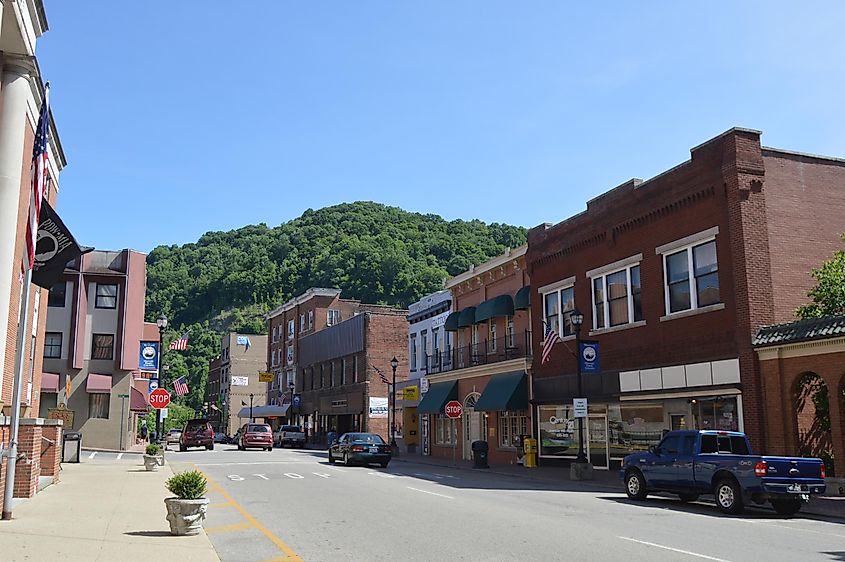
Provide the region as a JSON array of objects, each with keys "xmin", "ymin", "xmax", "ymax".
[
  {"xmin": 573, "ymin": 398, "xmax": 588, "ymax": 418},
  {"xmin": 150, "ymin": 388, "xmax": 171, "ymax": 409},
  {"xmin": 444, "ymin": 400, "xmax": 462, "ymax": 419}
]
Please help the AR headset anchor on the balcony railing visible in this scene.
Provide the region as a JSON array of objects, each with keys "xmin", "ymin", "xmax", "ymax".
[{"xmin": 425, "ymin": 330, "xmax": 532, "ymax": 375}]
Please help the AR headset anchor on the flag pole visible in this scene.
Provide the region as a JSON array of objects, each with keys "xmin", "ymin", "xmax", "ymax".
[{"xmin": 2, "ymin": 266, "xmax": 34, "ymax": 519}]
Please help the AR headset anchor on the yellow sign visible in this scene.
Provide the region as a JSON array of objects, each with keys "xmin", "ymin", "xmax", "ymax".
[
  {"xmin": 65, "ymin": 375, "xmax": 71, "ymax": 401},
  {"xmin": 259, "ymin": 372, "xmax": 274, "ymax": 383},
  {"xmin": 403, "ymin": 386, "xmax": 419, "ymax": 401}
]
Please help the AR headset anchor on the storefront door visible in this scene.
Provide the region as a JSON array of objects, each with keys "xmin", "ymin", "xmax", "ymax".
[
  {"xmin": 463, "ymin": 393, "xmax": 483, "ymax": 460},
  {"xmin": 587, "ymin": 415, "xmax": 609, "ymax": 470}
]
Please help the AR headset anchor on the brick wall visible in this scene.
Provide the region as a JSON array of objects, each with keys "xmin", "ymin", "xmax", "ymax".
[
  {"xmin": 39, "ymin": 424, "xmax": 62, "ymax": 481},
  {"xmin": 12, "ymin": 425, "xmax": 40, "ymax": 498},
  {"xmin": 364, "ymin": 312, "xmax": 409, "ymax": 440}
]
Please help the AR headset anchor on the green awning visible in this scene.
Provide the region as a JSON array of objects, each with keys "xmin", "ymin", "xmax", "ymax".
[
  {"xmin": 457, "ymin": 306, "xmax": 477, "ymax": 328},
  {"xmin": 514, "ymin": 286, "xmax": 531, "ymax": 310},
  {"xmin": 417, "ymin": 380, "xmax": 459, "ymax": 414},
  {"xmin": 474, "ymin": 372, "xmax": 528, "ymax": 412},
  {"xmin": 475, "ymin": 294, "xmax": 515, "ymax": 323},
  {"xmin": 444, "ymin": 312, "xmax": 461, "ymax": 332}
]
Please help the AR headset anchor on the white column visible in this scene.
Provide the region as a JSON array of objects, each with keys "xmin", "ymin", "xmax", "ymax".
[{"xmin": 0, "ymin": 65, "xmax": 33, "ymax": 399}]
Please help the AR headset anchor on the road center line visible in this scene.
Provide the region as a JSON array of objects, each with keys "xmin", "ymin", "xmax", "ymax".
[
  {"xmin": 617, "ymin": 537, "xmax": 730, "ymax": 562},
  {"xmin": 193, "ymin": 464, "xmax": 303, "ymax": 561},
  {"xmin": 406, "ymin": 487, "xmax": 454, "ymax": 499},
  {"xmin": 194, "ymin": 461, "xmax": 313, "ymax": 466}
]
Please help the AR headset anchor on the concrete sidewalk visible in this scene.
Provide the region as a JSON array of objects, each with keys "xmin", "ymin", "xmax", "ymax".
[
  {"xmin": 393, "ymin": 453, "xmax": 845, "ymax": 521},
  {"xmin": 0, "ymin": 459, "xmax": 219, "ymax": 561}
]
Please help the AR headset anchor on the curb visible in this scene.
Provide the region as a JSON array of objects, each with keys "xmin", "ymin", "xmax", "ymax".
[{"xmin": 81, "ymin": 447, "xmax": 144, "ymax": 454}]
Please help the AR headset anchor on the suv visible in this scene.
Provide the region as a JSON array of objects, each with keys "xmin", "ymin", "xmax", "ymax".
[
  {"xmin": 238, "ymin": 423, "xmax": 273, "ymax": 451},
  {"xmin": 179, "ymin": 418, "xmax": 214, "ymax": 451}
]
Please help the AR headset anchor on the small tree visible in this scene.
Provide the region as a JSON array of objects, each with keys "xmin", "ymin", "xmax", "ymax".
[{"xmin": 796, "ymin": 234, "xmax": 845, "ymax": 319}]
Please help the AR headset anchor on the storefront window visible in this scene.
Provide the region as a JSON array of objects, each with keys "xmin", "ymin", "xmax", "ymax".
[
  {"xmin": 498, "ymin": 410, "xmax": 528, "ymax": 448},
  {"xmin": 435, "ymin": 415, "xmax": 455, "ymax": 445},
  {"xmin": 607, "ymin": 403, "xmax": 664, "ymax": 459},
  {"xmin": 538, "ymin": 405, "xmax": 577, "ymax": 457},
  {"xmin": 694, "ymin": 396, "xmax": 739, "ymax": 431}
]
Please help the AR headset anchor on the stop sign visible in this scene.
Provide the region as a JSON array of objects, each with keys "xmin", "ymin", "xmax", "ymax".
[
  {"xmin": 150, "ymin": 388, "xmax": 171, "ymax": 409},
  {"xmin": 444, "ymin": 400, "xmax": 462, "ymax": 419}
]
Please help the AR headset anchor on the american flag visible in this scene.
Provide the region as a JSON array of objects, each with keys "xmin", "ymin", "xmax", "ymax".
[
  {"xmin": 25, "ymin": 85, "xmax": 50, "ymax": 270},
  {"xmin": 169, "ymin": 332, "xmax": 189, "ymax": 350},
  {"xmin": 173, "ymin": 376, "xmax": 189, "ymax": 396},
  {"xmin": 541, "ymin": 323, "xmax": 562, "ymax": 364},
  {"xmin": 374, "ymin": 367, "xmax": 390, "ymax": 385}
]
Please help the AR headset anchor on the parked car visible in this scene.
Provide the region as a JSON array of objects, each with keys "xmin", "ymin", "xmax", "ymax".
[
  {"xmin": 214, "ymin": 432, "xmax": 229, "ymax": 444},
  {"xmin": 179, "ymin": 418, "xmax": 214, "ymax": 451},
  {"xmin": 238, "ymin": 423, "xmax": 273, "ymax": 451},
  {"xmin": 166, "ymin": 428, "xmax": 182, "ymax": 446},
  {"xmin": 621, "ymin": 430, "xmax": 826, "ymax": 516},
  {"xmin": 274, "ymin": 425, "xmax": 305, "ymax": 448},
  {"xmin": 328, "ymin": 433, "xmax": 391, "ymax": 468}
]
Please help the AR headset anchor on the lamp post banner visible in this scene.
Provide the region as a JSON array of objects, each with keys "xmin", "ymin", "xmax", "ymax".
[
  {"xmin": 578, "ymin": 341, "xmax": 600, "ymax": 373},
  {"xmin": 139, "ymin": 342, "xmax": 159, "ymax": 371}
]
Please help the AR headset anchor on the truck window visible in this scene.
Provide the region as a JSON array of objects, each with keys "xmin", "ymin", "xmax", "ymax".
[
  {"xmin": 700, "ymin": 435, "xmax": 717, "ymax": 453},
  {"xmin": 730, "ymin": 436, "xmax": 749, "ymax": 455},
  {"xmin": 658, "ymin": 435, "xmax": 680, "ymax": 454},
  {"xmin": 681, "ymin": 435, "xmax": 696, "ymax": 456}
]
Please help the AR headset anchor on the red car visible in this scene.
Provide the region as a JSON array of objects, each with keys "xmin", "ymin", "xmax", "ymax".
[
  {"xmin": 237, "ymin": 423, "xmax": 273, "ymax": 451},
  {"xmin": 180, "ymin": 418, "xmax": 214, "ymax": 451}
]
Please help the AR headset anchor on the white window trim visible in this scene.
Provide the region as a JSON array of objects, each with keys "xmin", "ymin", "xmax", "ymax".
[
  {"xmin": 655, "ymin": 226, "xmax": 719, "ymax": 256},
  {"xmin": 585, "ymin": 253, "xmax": 642, "ymax": 280},
  {"xmin": 589, "ymin": 261, "xmax": 642, "ymax": 331},
  {"xmin": 542, "ymin": 283, "xmax": 575, "ymax": 337},
  {"xmin": 537, "ymin": 276, "xmax": 576, "ymax": 296},
  {"xmin": 660, "ymin": 236, "xmax": 719, "ymax": 316}
]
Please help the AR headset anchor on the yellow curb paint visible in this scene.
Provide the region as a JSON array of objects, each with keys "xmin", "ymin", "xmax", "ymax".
[
  {"xmin": 193, "ymin": 464, "xmax": 303, "ymax": 561},
  {"xmin": 204, "ymin": 521, "xmax": 253, "ymax": 534}
]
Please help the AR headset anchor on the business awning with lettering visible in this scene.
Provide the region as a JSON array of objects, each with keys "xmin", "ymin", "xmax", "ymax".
[
  {"xmin": 417, "ymin": 379, "xmax": 458, "ymax": 415},
  {"xmin": 40, "ymin": 373, "xmax": 60, "ymax": 393},
  {"xmin": 86, "ymin": 373, "xmax": 112, "ymax": 393},
  {"xmin": 474, "ymin": 371, "xmax": 528, "ymax": 412}
]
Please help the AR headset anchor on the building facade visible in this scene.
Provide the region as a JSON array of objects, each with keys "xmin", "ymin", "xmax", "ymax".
[
  {"xmin": 400, "ymin": 290, "xmax": 452, "ymax": 454},
  {"xmin": 41, "ymin": 249, "xmax": 148, "ymax": 450},
  {"xmin": 526, "ymin": 128, "xmax": 845, "ymax": 469},
  {"xmin": 218, "ymin": 332, "xmax": 268, "ymax": 437},
  {"xmin": 205, "ymin": 355, "xmax": 222, "ymax": 430},
  {"xmin": 418, "ymin": 246, "xmax": 533, "ymax": 466}
]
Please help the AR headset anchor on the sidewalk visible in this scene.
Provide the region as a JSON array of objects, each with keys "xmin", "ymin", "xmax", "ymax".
[
  {"xmin": 393, "ymin": 453, "xmax": 845, "ymax": 521},
  {"xmin": 0, "ymin": 459, "xmax": 219, "ymax": 561}
]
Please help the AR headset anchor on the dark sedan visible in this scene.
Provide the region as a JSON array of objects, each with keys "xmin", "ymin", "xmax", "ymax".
[{"xmin": 328, "ymin": 432, "xmax": 391, "ymax": 467}]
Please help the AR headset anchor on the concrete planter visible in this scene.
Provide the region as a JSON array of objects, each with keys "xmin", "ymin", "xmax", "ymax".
[
  {"xmin": 143, "ymin": 454, "xmax": 163, "ymax": 471},
  {"xmin": 164, "ymin": 497, "xmax": 209, "ymax": 535}
]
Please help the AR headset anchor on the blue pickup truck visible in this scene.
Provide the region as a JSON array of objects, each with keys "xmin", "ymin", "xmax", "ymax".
[{"xmin": 621, "ymin": 430, "xmax": 826, "ymax": 516}]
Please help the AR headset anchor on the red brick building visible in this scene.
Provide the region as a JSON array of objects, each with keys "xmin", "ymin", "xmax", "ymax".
[
  {"xmin": 419, "ymin": 245, "xmax": 532, "ymax": 466},
  {"xmin": 526, "ymin": 128, "xmax": 845, "ymax": 470}
]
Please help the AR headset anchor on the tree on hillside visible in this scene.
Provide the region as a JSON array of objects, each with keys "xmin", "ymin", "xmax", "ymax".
[{"xmin": 796, "ymin": 234, "xmax": 845, "ymax": 319}]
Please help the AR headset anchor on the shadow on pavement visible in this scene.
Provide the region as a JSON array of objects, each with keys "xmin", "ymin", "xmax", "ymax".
[{"xmin": 124, "ymin": 531, "xmax": 176, "ymax": 537}]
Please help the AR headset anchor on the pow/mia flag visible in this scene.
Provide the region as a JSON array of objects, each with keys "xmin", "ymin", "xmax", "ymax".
[{"xmin": 31, "ymin": 200, "xmax": 88, "ymax": 289}]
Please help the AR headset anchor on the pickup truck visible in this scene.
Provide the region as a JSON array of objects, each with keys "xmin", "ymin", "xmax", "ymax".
[
  {"xmin": 621, "ymin": 430, "xmax": 826, "ymax": 516},
  {"xmin": 274, "ymin": 425, "xmax": 305, "ymax": 448}
]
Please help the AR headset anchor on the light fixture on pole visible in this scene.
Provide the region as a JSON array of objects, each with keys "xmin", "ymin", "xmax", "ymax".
[
  {"xmin": 289, "ymin": 380, "xmax": 295, "ymax": 426},
  {"xmin": 249, "ymin": 393, "xmax": 255, "ymax": 422},
  {"xmin": 570, "ymin": 308, "xmax": 587, "ymax": 463},
  {"xmin": 390, "ymin": 356, "xmax": 399, "ymax": 448},
  {"xmin": 155, "ymin": 314, "xmax": 168, "ymax": 445}
]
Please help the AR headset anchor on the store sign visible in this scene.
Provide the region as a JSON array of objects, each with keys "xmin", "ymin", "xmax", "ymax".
[
  {"xmin": 138, "ymin": 342, "xmax": 159, "ymax": 371},
  {"xmin": 369, "ymin": 397, "xmax": 388, "ymax": 418},
  {"xmin": 579, "ymin": 341, "xmax": 600, "ymax": 373},
  {"xmin": 403, "ymin": 386, "xmax": 419, "ymax": 401},
  {"xmin": 573, "ymin": 398, "xmax": 588, "ymax": 418},
  {"xmin": 231, "ymin": 376, "xmax": 249, "ymax": 386},
  {"xmin": 258, "ymin": 372, "xmax": 273, "ymax": 383}
]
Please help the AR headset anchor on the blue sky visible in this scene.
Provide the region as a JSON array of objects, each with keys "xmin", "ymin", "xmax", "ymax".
[{"xmin": 38, "ymin": 2, "xmax": 845, "ymax": 253}]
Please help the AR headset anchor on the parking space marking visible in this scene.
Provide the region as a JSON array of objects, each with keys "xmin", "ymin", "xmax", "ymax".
[
  {"xmin": 406, "ymin": 487, "xmax": 454, "ymax": 499},
  {"xmin": 617, "ymin": 537, "xmax": 729, "ymax": 561},
  {"xmin": 116, "ymin": 453, "xmax": 123, "ymax": 460},
  {"xmin": 284, "ymin": 473, "xmax": 304, "ymax": 479},
  {"xmin": 313, "ymin": 473, "xmax": 331, "ymax": 478},
  {"xmin": 205, "ymin": 521, "xmax": 253, "ymax": 534},
  {"xmin": 253, "ymin": 474, "xmax": 269, "ymax": 480},
  {"xmin": 368, "ymin": 472, "xmax": 397, "ymax": 478},
  {"xmin": 193, "ymin": 464, "xmax": 303, "ymax": 561},
  {"xmin": 227, "ymin": 474, "xmax": 245, "ymax": 481},
  {"xmin": 88, "ymin": 451, "xmax": 97, "ymax": 459}
]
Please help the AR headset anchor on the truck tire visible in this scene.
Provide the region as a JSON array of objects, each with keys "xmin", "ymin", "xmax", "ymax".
[
  {"xmin": 715, "ymin": 478, "xmax": 744, "ymax": 514},
  {"xmin": 678, "ymin": 493, "xmax": 700, "ymax": 503},
  {"xmin": 625, "ymin": 470, "xmax": 648, "ymax": 500},
  {"xmin": 771, "ymin": 499, "xmax": 802, "ymax": 517}
]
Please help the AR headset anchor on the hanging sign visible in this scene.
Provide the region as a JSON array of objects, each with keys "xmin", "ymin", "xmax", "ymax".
[{"xmin": 579, "ymin": 341, "xmax": 600, "ymax": 373}]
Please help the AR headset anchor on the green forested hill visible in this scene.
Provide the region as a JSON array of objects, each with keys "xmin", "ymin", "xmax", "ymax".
[{"xmin": 145, "ymin": 201, "xmax": 526, "ymax": 410}]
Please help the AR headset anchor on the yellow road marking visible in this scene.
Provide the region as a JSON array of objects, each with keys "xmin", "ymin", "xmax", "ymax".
[
  {"xmin": 208, "ymin": 501, "xmax": 233, "ymax": 509},
  {"xmin": 193, "ymin": 464, "xmax": 303, "ymax": 561},
  {"xmin": 204, "ymin": 521, "xmax": 253, "ymax": 534}
]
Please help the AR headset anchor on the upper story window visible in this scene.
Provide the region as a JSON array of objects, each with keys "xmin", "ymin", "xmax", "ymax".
[
  {"xmin": 44, "ymin": 332, "xmax": 62, "ymax": 359},
  {"xmin": 288, "ymin": 319, "xmax": 295, "ymax": 340},
  {"xmin": 657, "ymin": 228, "xmax": 720, "ymax": 315},
  {"xmin": 95, "ymin": 283, "xmax": 117, "ymax": 309},
  {"xmin": 48, "ymin": 282, "xmax": 66, "ymax": 307},
  {"xmin": 91, "ymin": 334, "xmax": 114, "ymax": 360},
  {"xmin": 421, "ymin": 330, "xmax": 428, "ymax": 358},
  {"xmin": 432, "ymin": 327, "xmax": 440, "ymax": 356},
  {"xmin": 590, "ymin": 260, "xmax": 643, "ymax": 330},
  {"xmin": 308, "ymin": 310, "xmax": 314, "ymax": 330},
  {"xmin": 410, "ymin": 334, "xmax": 417, "ymax": 370},
  {"xmin": 488, "ymin": 322, "xmax": 497, "ymax": 352},
  {"xmin": 286, "ymin": 345, "xmax": 294, "ymax": 365},
  {"xmin": 541, "ymin": 278, "xmax": 575, "ymax": 338},
  {"xmin": 352, "ymin": 355, "xmax": 359, "ymax": 383},
  {"xmin": 327, "ymin": 309, "xmax": 341, "ymax": 326},
  {"xmin": 506, "ymin": 316, "xmax": 515, "ymax": 347},
  {"xmin": 299, "ymin": 314, "xmax": 305, "ymax": 331},
  {"xmin": 272, "ymin": 326, "xmax": 278, "ymax": 342}
]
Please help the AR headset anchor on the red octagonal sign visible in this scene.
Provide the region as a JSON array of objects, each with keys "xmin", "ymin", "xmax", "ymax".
[
  {"xmin": 150, "ymin": 388, "xmax": 171, "ymax": 409},
  {"xmin": 444, "ymin": 400, "xmax": 462, "ymax": 419}
]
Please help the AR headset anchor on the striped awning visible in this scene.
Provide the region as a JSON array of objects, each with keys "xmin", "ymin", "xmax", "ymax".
[
  {"xmin": 86, "ymin": 373, "xmax": 112, "ymax": 393},
  {"xmin": 40, "ymin": 373, "xmax": 60, "ymax": 393}
]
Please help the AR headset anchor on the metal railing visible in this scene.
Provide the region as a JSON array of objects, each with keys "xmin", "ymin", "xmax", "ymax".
[{"xmin": 425, "ymin": 330, "xmax": 532, "ymax": 374}]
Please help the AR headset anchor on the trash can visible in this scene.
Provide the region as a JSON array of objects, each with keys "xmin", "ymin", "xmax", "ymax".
[
  {"xmin": 471, "ymin": 440, "xmax": 489, "ymax": 469},
  {"xmin": 523, "ymin": 437, "xmax": 537, "ymax": 468},
  {"xmin": 62, "ymin": 431, "xmax": 82, "ymax": 463}
]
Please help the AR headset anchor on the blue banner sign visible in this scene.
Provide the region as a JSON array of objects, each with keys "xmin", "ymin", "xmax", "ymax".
[
  {"xmin": 293, "ymin": 393, "xmax": 301, "ymax": 408},
  {"xmin": 148, "ymin": 378, "xmax": 159, "ymax": 395},
  {"xmin": 579, "ymin": 341, "xmax": 600, "ymax": 373},
  {"xmin": 139, "ymin": 342, "xmax": 159, "ymax": 371}
]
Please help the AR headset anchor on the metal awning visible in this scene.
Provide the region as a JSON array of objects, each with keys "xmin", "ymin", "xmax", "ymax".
[
  {"xmin": 417, "ymin": 379, "xmax": 458, "ymax": 414},
  {"xmin": 238, "ymin": 404, "xmax": 290, "ymax": 418},
  {"xmin": 40, "ymin": 373, "xmax": 60, "ymax": 393},
  {"xmin": 514, "ymin": 286, "xmax": 531, "ymax": 310},
  {"xmin": 443, "ymin": 312, "xmax": 461, "ymax": 332},
  {"xmin": 457, "ymin": 306, "xmax": 476, "ymax": 328},
  {"xmin": 475, "ymin": 295, "xmax": 515, "ymax": 323},
  {"xmin": 130, "ymin": 379, "xmax": 149, "ymax": 412},
  {"xmin": 86, "ymin": 373, "xmax": 112, "ymax": 393},
  {"xmin": 474, "ymin": 371, "xmax": 528, "ymax": 412}
]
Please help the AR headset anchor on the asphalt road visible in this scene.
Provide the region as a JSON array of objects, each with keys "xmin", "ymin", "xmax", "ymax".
[{"xmin": 169, "ymin": 446, "xmax": 845, "ymax": 562}]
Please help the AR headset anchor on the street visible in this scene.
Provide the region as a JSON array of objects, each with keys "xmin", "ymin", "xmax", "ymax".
[{"xmin": 168, "ymin": 447, "xmax": 845, "ymax": 562}]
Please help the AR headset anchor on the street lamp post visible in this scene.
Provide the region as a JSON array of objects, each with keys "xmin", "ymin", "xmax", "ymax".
[
  {"xmin": 571, "ymin": 309, "xmax": 586, "ymax": 463},
  {"xmin": 390, "ymin": 356, "xmax": 398, "ymax": 448},
  {"xmin": 249, "ymin": 393, "xmax": 254, "ymax": 423},
  {"xmin": 289, "ymin": 381, "xmax": 295, "ymax": 426},
  {"xmin": 156, "ymin": 314, "xmax": 167, "ymax": 445}
]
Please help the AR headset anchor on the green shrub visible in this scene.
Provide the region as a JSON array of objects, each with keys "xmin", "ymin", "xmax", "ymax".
[
  {"xmin": 165, "ymin": 470, "xmax": 208, "ymax": 500},
  {"xmin": 145, "ymin": 443, "xmax": 162, "ymax": 456}
]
